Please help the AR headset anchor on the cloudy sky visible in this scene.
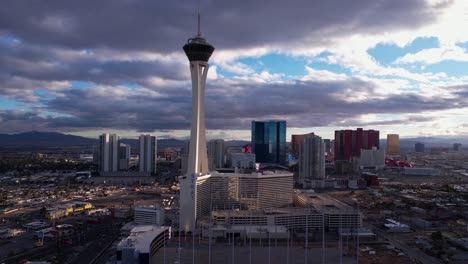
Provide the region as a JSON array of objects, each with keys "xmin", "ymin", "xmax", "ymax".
[{"xmin": 1, "ymin": 0, "xmax": 468, "ymax": 140}]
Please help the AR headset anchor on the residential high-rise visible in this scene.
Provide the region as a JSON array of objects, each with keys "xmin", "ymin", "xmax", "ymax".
[
  {"xmin": 415, "ymin": 142, "xmax": 425, "ymax": 153},
  {"xmin": 139, "ymin": 135, "xmax": 157, "ymax": 175},
  {"xmin": 179, "ymin": 16, "xmax": 215, "ymax": 232},
  {"xmin": 118, "ymin": 143, "xmax": 131, "ymax": 170},
  {"xmin": 453, "ymin": 143, "xmax": 462, "ymax": 151},
  {"xmin": 386, "ymin": 134, "xmax": 399, "ymax": 155},
  {"xmin": 334, "ymin": 128, "xmax": 380, "ymax": 161},
  {"xmin": 251, "ymin": 120, "xmax": 287, "ymax": 165},
  {"xmin": 207, "ymin": 139, "xmax": 225, "ymax": 170},
  {"xmin": 298, "ymin": 135, "xmax": 325, "ymax": 187},
  {"xmin": 99, "ymin": 134, "xmax": 119, "ymax": 172},
  {"xmin": 291, "ymin": 132, "xmax": 314, "ymax": 158}
]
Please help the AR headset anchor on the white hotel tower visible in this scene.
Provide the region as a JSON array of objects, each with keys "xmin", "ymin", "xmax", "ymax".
[{"xmin": 179, "ymin": 16, "xmax": 215, "ymax": 232}]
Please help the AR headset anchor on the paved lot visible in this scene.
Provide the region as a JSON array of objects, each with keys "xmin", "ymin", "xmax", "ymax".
[
  {"xmin": 153, "ymin": 239, "xmax": 357, "ymax": 264},
  {"xmin": 0, "ymin": 233, "xmax": 36, "ymax": 260}
]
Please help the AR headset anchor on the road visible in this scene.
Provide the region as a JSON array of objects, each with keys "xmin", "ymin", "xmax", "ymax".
[{"xmin": 369, "ymin": 225, "xmax": 441, "ymax": 264}]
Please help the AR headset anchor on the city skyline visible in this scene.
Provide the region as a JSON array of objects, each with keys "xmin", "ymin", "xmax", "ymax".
[{"xmin": 1, "ymin": 1, "xmax": 468, "ymax": 141}]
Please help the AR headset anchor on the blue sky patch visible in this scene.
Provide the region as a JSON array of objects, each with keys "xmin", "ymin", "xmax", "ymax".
[
  {"xmin": 423, "ymin": 60, "xmax": 468, "ymax": 77},
  {"xmin": 0, "ymin": 97, "xmax": 20, "ymax": 110},
  {"xmin": 238, "ymin": 53, "xmax": 308, "ymax": 76},
  {"xmin": 456, "ymin": 41, "xmax": 468, "ymax": 51},
  {"xmin": 367, "ymin": 37, "xmax": 439, "ymax": 65},
  {"xmin": 71, "ymin": 81, "xmax": 94, "ymax": 89}
]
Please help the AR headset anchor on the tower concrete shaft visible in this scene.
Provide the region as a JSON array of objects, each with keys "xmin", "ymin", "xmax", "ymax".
[{"xmin": 187, "ymin": 61, "xmax": 210, "ymax": 176}]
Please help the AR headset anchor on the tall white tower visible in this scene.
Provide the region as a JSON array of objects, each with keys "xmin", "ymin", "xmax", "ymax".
[{"xmin": 179, "ymin": 15, "xmax": 215, "ymax": 232}]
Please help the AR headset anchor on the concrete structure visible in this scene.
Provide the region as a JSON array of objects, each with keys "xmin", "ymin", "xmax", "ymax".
[
  {"xmin": 99, "ymin": 134, "xmax": 119, "ymax": 172},
  {"xmin": 415, "ymin": 142, "xmax": 425, "ymax": 153},
  {"xmin": 180, "ymin": 170, "xmax": 293, "ymax": 231},
  {"xmin": 338, "ymin": 228, "xmax": 376, "ymax": 241},
  {"xmin": 291, "ymin": 132, "xmax": 314, "ymax": 158},
  {"xmin": 139, "ymin": 135, "xmax": 157, "ymax": 175},
  {"xmin": 386, "ymin": 134, "xmax": 399, "ymax": 155},
  {"xmin": 226, "ymin": 153, "xmax": 256, "ymax": 169},
  {"xmin": 454, "ymin": 143, "xmax": 462, "ymax": 151},
  {"xmin": 179, "ymin": 18, "xmax": 215, "ymax": 232},
  {"xmin": 298, "ymin": 135, "xmax": 325, "ymax": 187},
  {"xmin": 119, "ymin": 143, "xmax": 131, "ymax": 170},
  {"xmin": 201, "ymin": 225, "xmax": 289, "ymax": 240},
  {"xmin": 134, "ymin": 206, "xmax": 165, "ymax": 226},
  {"xmin": 207, "ymin": 139, "xmax": 225, "ymax": 170},
  {"xmin": 208, "ymin": 192, "xmax": 362, "ymax": 231},
  {"xmin": 251, "ymin": 120, "xmax": 287, "ymax": 165},
  {"xmin": 359, "ymin": 148, "xmax": 385, "ymax": 169},
  {"xmin": 116, "ymin": 225, "xmax": 170, "ymax": 264},
  {"xmin": 334, "ymin": 128, "xmax": 380, "ymax": 161}
]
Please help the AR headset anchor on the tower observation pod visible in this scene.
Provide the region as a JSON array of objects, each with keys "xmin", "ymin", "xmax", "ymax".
[{"xmin": 179, "ymin": 15, "xmax": 215, "ymax": 232}]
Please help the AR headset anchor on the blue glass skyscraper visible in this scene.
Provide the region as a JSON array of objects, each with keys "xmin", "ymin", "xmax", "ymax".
[{"xmin": 251, "ymin": 120, "xmax": 287, "ymax": 165}]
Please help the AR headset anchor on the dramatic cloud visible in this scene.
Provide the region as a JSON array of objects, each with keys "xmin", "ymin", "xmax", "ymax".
[{"xmin": 0, "ymin": 0, "xmax": 467, "ymax": 138}]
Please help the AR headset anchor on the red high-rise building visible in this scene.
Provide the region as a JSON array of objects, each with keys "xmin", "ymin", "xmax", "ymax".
[{"xmin": 334, "ymin": 128, "xmax": 380, "ymax": 161}]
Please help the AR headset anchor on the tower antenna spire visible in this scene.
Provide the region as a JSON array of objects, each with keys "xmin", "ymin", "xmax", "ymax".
[{"xmin": 197, "ymin": 13, "xmax": 201, "ymax": 36}]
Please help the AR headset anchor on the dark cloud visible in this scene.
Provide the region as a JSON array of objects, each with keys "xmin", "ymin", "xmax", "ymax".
[
  {"xmin": 0, "ymin": 41, "xmax": 187, "ymax": 90},
  {"xmin": 1, "ymin": 78, "xmax": 466, "ymax": 133},
  {"xmin": 0, "ymin": 0, "xmax": 460, "ymax": 133},
  {"xmin": 0, "ymin": 0, "xmax": 448, "ymax": 52}
]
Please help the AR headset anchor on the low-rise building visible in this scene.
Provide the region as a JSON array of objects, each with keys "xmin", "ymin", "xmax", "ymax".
[{"xmin": 116, "ymin": 225, "xmax": 170, "ymax": 264}]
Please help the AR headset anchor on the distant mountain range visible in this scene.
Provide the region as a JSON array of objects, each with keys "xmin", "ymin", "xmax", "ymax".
[
  {"xmin": 0, "ymin": 131, "xmax": 466, "ymax": 148},
  {"xmin": 0, "ymin": 131, "xmax": 249, "ymax": 148},
  {"xmin": 0, "ymin": 131, "xmax": 96, "ymax": 146}
]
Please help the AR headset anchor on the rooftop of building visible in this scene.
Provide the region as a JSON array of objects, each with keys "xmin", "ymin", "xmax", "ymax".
[
  {"xmin": 210, "ymin": 170, "xmax": 293, "ymax": 179},
  {"xmin": 117, "ymin": 225, "xmax": 169, "ymax": 253},
  {"xmin": 295, "ymin": 190, "xmax": 359, "ymax": 214},
  {"xmin": 134, "ymin": 205, "xmax": 163, "ymax": 211}
]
